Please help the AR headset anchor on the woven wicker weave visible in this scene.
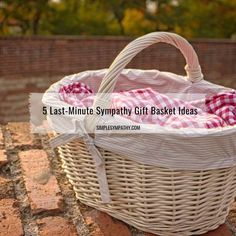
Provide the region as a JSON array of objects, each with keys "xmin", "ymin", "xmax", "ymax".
[{"xmin": 57, "ymin": 138, "xmax": 236, "ymax": 235}]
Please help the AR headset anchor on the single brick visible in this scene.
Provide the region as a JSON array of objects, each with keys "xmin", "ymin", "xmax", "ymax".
[
  {"xmin": 0, "ymin": 150, "xmax": 8, "ymax": 168},
  {"xmin": 19, "ymin": 149, "xmax": 63, "ymax": 215},
  {"xmin": 201, "ymin": 224, "xmax": 232, "ymax": 236},
  {"xmin": 0, "ymin": 199, "xmax": 24, "ymax": 236},
  {"xmin": 37, "ymin": 216, "xmax": 77, "ymax": 236},
  {"xmin": 0, "ymin": 176, "xmax": 14, "ymax": 199},
  {"xmin": 7, "ymin": 122, "xmax": 40, "ymax": 147},
  {"xmin": 84, "ymin": 209, "xmax": 131, "ymax": 236}
]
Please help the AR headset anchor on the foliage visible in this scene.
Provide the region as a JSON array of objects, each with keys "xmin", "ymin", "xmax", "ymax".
[
  {"xmin": 172, "ymin": 0, "xmax": 236, "ymax": 38},
  {"xmin": 47, "ymin": 0, "xmax": 120, "ymax": 35},
  {"xmin": 122, "ymin": 8, "xmax": 156, "ymax": 36},
  {"xmin": 0, "ymin": 0, "xmax": 235, "ymax": 38},
  {"xmin": 0, "ymin": 0, "xmax": 51, "ymax": 35}
]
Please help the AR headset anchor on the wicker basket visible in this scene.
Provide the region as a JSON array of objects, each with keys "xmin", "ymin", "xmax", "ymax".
[
  {"xmin": 56, "ymin": 138, "xmax": 236, "ymax": 236},
  {"xmin": 43, "ymin": 32, "xmax": 236, "ymax": 235}
]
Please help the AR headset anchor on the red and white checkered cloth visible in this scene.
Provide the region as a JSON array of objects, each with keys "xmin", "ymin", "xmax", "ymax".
[
  {"xmin": 206, "ymin": 91, "xmax": 236, "ymax": 126},
  {"xmin": 59, "ymin": 82, "xmax": 236, "ymax": 129}
]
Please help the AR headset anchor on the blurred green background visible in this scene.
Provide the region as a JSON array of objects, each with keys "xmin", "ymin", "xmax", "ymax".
[{"xmin": 1, "ymin": 0, "xmax": 236, "ymax": 38}]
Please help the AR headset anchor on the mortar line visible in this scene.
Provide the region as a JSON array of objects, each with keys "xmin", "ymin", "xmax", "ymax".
[
  {"xmin": 40, "ymin": 134, "xmax": 90, "ymax": 236},
  {"xmin": 3, "ymin": 127, "xmax": 39, "ymax": 236}
]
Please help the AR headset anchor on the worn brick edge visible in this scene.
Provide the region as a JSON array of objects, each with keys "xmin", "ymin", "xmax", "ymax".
[{"xmin": 1, "ymin": 123, "xmax": 88, "ymax": 236}]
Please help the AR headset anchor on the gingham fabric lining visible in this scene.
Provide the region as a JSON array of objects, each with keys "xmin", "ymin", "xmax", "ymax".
[
  {"xmin": 206, "ymin": 91, "xmax": 236, "ymax": 126},
  {"xmin": 59, "ymin": 82, "xmax": 236, "ymax": 129}
]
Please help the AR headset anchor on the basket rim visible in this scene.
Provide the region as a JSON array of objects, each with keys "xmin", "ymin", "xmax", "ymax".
[{"xmin": 42, "ymin": 68, "xmax": 236, "ymax": 137}]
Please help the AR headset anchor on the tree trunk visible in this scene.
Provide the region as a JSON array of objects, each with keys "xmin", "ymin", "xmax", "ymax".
[{"xmin": 32, "ymin": 10, "xmax": 41, "ymax": 35}]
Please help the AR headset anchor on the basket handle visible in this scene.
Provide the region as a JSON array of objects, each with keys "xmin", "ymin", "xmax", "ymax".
[
  {"xmin": 96, "ymin": 32, "xmax": 203, "ymax": 96},
  {"xmin": 88, "ymin": 32, "xmax": 204, "ymax": 131}
]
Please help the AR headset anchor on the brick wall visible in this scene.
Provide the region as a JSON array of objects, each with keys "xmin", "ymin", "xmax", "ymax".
[{"xmin": 0, "ymin": 36, "xmax": 236, "ymax": 123}]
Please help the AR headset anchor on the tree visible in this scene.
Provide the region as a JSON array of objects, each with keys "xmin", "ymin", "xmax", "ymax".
[
  {"xmin": 96, "ymin": 0, "xmax": 146, "ymax": 34},
  {"xmin": 0, "ymin": 0, "xmax": 51, "ymax": 35},
  {"xmin": 122, "ymin": 8, "xmax": 156, "ymax": 35},
  {"xmin": 170, "ymin": 0, "xmax": 236, "ymax": 38},
  {"xmin": 0, "ymin": 0, "xmax": 235, "ymax": 38},
  {"xmin": 47, "ymin": 0, "xmax": 120, "ymax": 35}
]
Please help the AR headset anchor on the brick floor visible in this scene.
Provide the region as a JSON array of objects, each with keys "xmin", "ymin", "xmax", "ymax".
[
  {"xmin": 84, "ymin": 209, "xmax": 132, "ymax": 236},
  {"xmin": 37, "ymin": 217, "xmax": 77, "ymax": 236},
  {"xmin": 19, "ymin": 149, "xmax": 64, "ymax": 215},
  {"xmin": 6, "ymin": 122, "xmax": 41, "ymax": 147},
  {"xmin": 0, "ymin": 199, "xmax": 24, "ymax": 236},
  {"xmin": 0, "ymin": 122, "xmax": 235, "ymax": 236},
  {"xmin": 0, "ymin": 128, "xmax": 3, "ymax": 148},
  {"xmin": 0, "ymin": 176, "xmax": 14, "ymax": 199},
  {"xmin": 0, "ymin": 150, "xmax": 7, "ymax": 167},
  {"xmin": 201, "ymin": 224, "xmax": 233, "ymax": 236}
]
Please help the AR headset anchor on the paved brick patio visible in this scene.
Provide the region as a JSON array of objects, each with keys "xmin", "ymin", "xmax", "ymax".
[{"xmin": 0, "ymin": 122, "xmax": 235, "ymax": 236}]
